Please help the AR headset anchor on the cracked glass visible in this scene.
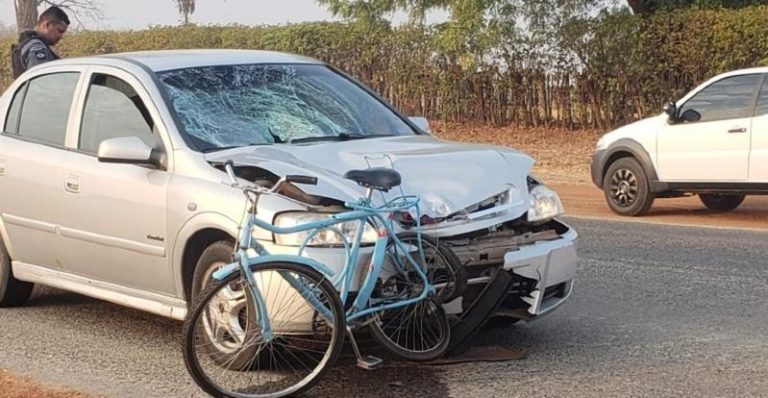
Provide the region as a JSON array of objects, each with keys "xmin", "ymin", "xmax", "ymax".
[{"xmin": 158, "ymin": 64, "xmax": 416, "ymax": 151}]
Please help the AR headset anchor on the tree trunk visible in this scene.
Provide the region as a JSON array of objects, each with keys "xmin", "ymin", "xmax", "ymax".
[
  {"xmin": 15, "ymin": 0, "xmax": 38, "ymax": 32},
  {"xmin": 177, "ymin": 0, "xmax": 195, "ymax": 24}
]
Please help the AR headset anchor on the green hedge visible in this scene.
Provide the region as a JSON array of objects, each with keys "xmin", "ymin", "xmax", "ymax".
[{"xmin": 2, "ymin": 6, "xmax": 768, "ymax": 129}]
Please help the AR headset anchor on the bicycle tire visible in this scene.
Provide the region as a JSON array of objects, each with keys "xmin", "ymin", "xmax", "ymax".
[
  {"xmin": 368, "ymin": 297, "xmax": 451, "ymax": 361},
  {"xmin": 384, "ymin": 232, "xmax": 466, "ymax": 304},
  {"xmin": 183, "ymin": 261, "xmax": 345, "ymax": 398}
]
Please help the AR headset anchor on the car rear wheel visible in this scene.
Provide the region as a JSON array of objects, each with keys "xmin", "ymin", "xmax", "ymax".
[
  {"xmin": 699, "ymin": 194, "xmax": 745, "ymax": 212},
  {"xmin": 0, "ymin": 237, "xmax": 34, "ymax": 307},
  {"xmin": 603, "ymin": 157, "xmax": 655, "ymax": 216}
]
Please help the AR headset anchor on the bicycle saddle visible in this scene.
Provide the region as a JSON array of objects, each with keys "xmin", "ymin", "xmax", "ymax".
[{"xmin": 343, "ymin": 168, "xmax": 401, "ymax": 192}]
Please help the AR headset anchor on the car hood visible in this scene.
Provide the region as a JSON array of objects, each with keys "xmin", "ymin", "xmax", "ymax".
[
  {"xmin": 604, "ymin": 114, "xmax": 665, "ymax": 141},
  {"xmin": 205, "ymin": 135, "xmax": 534, "ymax": 218}
]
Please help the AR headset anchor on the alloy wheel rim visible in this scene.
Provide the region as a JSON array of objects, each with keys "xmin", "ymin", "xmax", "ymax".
[{"xmin": 609, "ymin": 168, "xmax": 639, "ymax": 207}]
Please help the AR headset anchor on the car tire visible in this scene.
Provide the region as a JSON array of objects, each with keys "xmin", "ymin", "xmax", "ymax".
[
  {"xmin": 0, "ymin": 237, "xmax": 34, "ymax": 307},
  {"xmin": 191, "ymin": 240, "xmax": 236, "ymax": 301},
  {"xmin": 603, "ymin": 157, "xmax": 655, "ymax": 216},
  {"xmin": 699, "ymin": 194, "xmax": 745, "ymax": 212},
  {"xmin": 190, "ymin": 240, "xmax": 262, "ymax": 371}
]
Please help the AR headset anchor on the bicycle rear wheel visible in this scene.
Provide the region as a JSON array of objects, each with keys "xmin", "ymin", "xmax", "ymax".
[{"xmin": 183, "ymin": 261, "xmax": 345, "ymax": 398}]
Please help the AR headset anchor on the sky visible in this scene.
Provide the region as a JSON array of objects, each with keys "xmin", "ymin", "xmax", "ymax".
[{"xmin": 0, "ymin": 0, "xmax": 445, "ymax": 30}]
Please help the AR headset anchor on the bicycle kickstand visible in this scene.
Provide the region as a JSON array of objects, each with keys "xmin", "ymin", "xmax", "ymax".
[{"xmin": 346, "ymin": 326, "xmax": 384, "ymax": 371}]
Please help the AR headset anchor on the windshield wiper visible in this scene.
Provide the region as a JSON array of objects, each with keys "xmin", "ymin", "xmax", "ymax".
[
  {"xmin": 289, "ymin": 133, "xmax": 395, "ymax": 144},
  {"xmin": 201, "ymin": 143, "xmax": 267, "ymax": 153}
]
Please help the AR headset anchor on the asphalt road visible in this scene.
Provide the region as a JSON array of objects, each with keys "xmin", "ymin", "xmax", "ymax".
[{"xmin": 1, "ymin": 217, "xmax": 767, "ymax": 397}]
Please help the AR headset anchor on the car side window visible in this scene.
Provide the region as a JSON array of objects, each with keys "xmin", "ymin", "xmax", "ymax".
[
  {"xmin": 755, "ymin": 76, "xmax": 768, "ymax": 117},
  {"xmin": 79, "ymin": 73, "xmax": 158, "ymax": 154},
  {"xmin": 3, "ymin": 83, "xmax": 28, "ymax": 134},
  {"xmin": 17, "ymin": 72, "xmax": 80, "ymax": 146},
  {"xmin": 679, "ymin": 74, "xmax": 761, "ymax": 123}
]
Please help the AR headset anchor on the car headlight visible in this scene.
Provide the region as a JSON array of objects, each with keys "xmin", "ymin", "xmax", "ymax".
[
  {"xmin": 527, "ymin": 185, "xmax": 565, "ymax": 223},
  {"xmin": 273, "ymin": 212, "xmax": 378, "ymax": 246}
]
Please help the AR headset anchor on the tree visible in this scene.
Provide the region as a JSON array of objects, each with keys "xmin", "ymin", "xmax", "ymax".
[
  {"xmin": 176, "ymin": 0, "xmax": 195, "ymax": 24},
  {"xmin": 14, "ymin": 0, "xmax": 102, "ymax": 32},
  {"xmin": 315, "ymin": 0, "xmax": 603, "ymax": 65}
]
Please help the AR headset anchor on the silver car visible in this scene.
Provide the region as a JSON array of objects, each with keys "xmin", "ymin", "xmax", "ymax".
[{"xmin": 0, "ymin": 50, "xmax": 576, "ymax": 325}]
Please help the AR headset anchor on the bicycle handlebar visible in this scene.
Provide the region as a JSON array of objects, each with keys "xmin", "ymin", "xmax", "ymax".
[{"xmin": 286, "ymin": 175, "xmax": 318, "ymax": 186}]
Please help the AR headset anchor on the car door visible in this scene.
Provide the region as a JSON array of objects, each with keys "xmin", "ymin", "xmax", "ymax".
[
  {"xmin": 749, "ymin": 77, "xmax": 768, "ymax": 182},
  {"xmin": 57, "ymin": 66, "xmax": 175, "ymax": 295},
  {"xmin": 656, "ymin": 73, "xmax": 762, "ymax": 182},
  {"xmin": 0, "ymin": 69, "xmax": 85, "ymax": 269}
]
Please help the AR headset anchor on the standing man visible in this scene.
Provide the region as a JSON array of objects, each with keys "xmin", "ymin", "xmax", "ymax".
[{"xmin": 11, "ymin": 6, "xmax": 69, "ymax": 78}]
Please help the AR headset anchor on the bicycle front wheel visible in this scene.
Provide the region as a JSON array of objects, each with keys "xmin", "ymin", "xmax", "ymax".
[
  {"xmin": 368, "ymin": 297, "xmax": 450, "ymax": 361},
  {"xmin": 183, "ymin": 261, "xmax": 345, "ymax": 398}
]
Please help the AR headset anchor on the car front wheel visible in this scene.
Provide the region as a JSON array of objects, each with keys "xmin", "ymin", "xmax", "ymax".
[
  {"xmin": 191, "ymin": 240, "xmax": 260, "ymax": 371},
  {"xmin": 699, "ymin": 194, "xmax": 745, "ymax": 212},
  {"xmin": 603, "ymin": 157, "xmax": 655, "ymax": 216}
]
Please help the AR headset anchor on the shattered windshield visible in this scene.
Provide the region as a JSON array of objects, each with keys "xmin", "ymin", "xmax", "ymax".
[{"xmin": 157, "ymin": 64, "xmax": 416, "ymax": 151}]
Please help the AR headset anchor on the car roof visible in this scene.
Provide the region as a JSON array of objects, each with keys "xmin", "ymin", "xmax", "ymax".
[
  {"xmin": 716, "ymin": 66, "xmax": 768, "ymax": 78},
  {"xmin": 49, "ymin": 49, "xmax": 324, "ymax": 72}
]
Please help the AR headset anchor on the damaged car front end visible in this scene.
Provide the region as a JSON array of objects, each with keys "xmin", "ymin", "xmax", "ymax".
[{"xmin": 202, "ymin": 139, "xmax": 578, "ymax": 324}]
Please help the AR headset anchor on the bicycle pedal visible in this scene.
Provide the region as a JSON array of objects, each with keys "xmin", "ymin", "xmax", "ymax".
[{"xmin": 356, "ymin": 355, "xmax": 384, "ymax": 370}]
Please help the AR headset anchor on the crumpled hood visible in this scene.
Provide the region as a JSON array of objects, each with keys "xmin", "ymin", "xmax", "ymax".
[{"xmin": 205, "ymin": 135, "xmax": 534, "ymax": 218}]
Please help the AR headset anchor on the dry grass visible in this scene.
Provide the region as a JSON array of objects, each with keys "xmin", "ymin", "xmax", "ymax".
[
  {"xmin": 0, "ymin": 369, "xmax": 88, "ymax": 398},
  {"xmin": 431, "ymin": 121, "xmax": 601, "ymax": 184}
]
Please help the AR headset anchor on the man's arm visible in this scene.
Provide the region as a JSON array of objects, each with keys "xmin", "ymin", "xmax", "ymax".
[{"xmin": 21, "ymin": 40, "xmax": 55, "ymax": 70}]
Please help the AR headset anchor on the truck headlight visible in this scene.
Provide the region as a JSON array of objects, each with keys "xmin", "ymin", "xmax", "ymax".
[
  {"xmin": 273, "ymin": 212, "xmax": 378, "ymax": 246},
  {"xmin": 527, "ymin": 185, "xmax": 565, "ymax": 223}
]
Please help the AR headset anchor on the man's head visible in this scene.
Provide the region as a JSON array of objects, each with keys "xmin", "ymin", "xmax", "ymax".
[{"xmin": 34, "ymin": 6, "xmax": 69, "ymax": 46}]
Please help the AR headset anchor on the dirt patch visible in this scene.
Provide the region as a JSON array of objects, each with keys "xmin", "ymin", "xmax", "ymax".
[
  {"xmin": 0, "ymin": 369, "xmax": 88, "ymax": 398},
  {"xmin": 552, "ymin": 182, "xmax": 768, "ymax": 230},
  {"xmin": 431, "ymin": 122, "xmax": 601, "ymax": 184}
]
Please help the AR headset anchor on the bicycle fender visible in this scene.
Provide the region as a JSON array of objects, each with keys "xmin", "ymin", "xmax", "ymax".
[{"xmin": 212, "ymin": 255, "xmax": 337, "ymax": 281}]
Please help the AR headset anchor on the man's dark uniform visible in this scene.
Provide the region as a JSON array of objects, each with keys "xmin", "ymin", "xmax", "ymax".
[{"xmin": 11, "ymin": 31, "xmax": 59, "ymax": 78}]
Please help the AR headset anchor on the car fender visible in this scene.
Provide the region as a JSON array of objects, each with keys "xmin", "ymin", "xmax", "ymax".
[
  {"xmin": 594, "ymin": 138, "xmax": 668, "ymax": 193},
  {"xmin": 170, "ymin": 211, "xmax": 240, "ymax": 298}
]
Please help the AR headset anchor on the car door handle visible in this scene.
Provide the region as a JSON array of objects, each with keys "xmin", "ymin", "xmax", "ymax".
[
  {"xmin": 65, "ymin": 176, "xmax": 81, "ymax": 193},
  {"xmin": 727, "ymin": 127, "xmax": 747, "ymax": 133}
]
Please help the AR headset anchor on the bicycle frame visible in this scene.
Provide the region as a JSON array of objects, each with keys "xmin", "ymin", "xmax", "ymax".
[{"xmin": 211, "ymin": 181, "xmax": 436, "ymax": 342}]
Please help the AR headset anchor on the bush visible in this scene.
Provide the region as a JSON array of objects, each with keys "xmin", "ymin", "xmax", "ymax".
[{"xmin": 2, "ymin": 6, "xmax": 768, "ymax": 129}]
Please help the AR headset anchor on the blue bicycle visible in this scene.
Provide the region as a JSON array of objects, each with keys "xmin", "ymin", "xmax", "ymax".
[{"xmin": 182, "ymin": 160, "xmax": 464, "ymax": 398}]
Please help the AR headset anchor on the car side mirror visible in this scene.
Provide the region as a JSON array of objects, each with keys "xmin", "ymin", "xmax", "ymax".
[
  {"xmin": 663, "ymin": 101, "xmax": 677, "ymax": 118},
  {"xmin": 680, "ymin": 109, "xmax": 702, "ymax": 123},
  {"xmin": 409, "ymin": 116, "xmax": 431, "ymax": 133},
  {"xmin": 97, "ymin": 136, "xmax": 158, "ymax": 166}
]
